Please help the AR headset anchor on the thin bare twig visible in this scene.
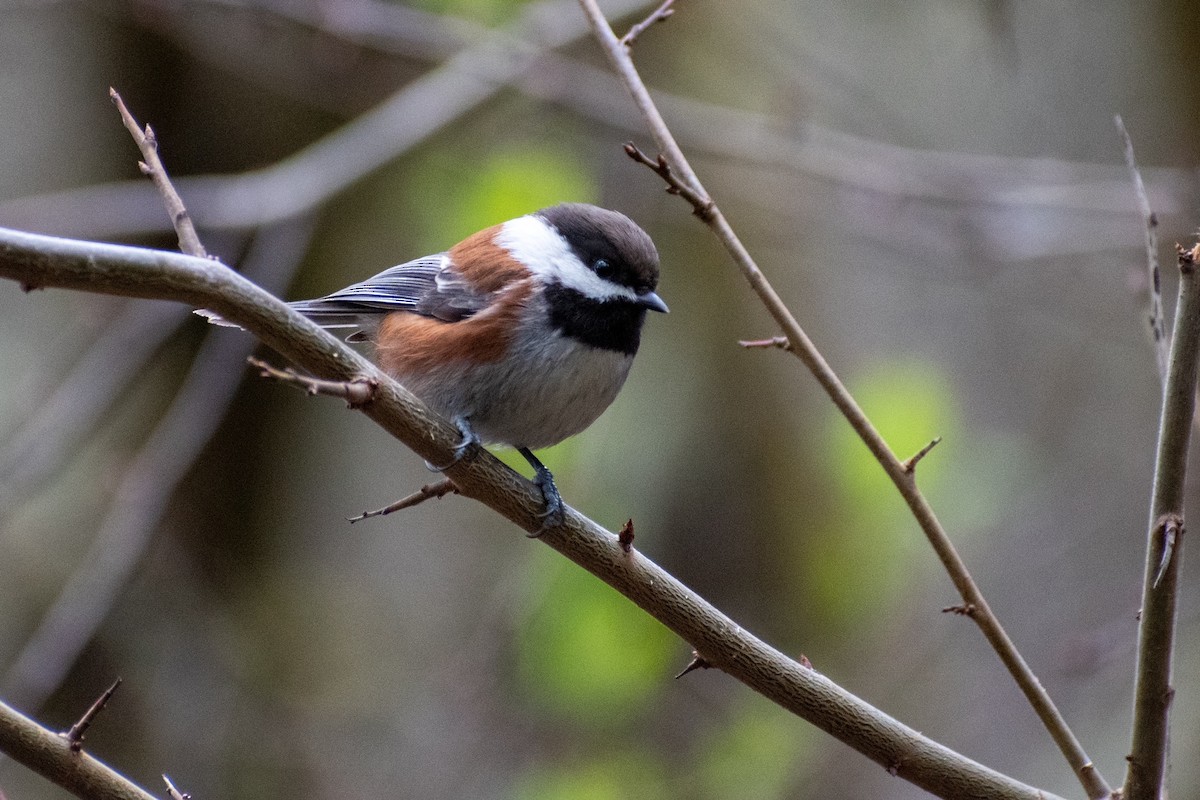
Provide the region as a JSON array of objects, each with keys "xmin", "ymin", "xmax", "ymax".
[
  {"xmin": 1123, "ymin": 242, "xmax": 1200, "ymax": 800},
  {"xmin": 1116, "ymin": 114, "xmax": 1168, "ymax": 383},
  {"xmin": 942, "ymin": 604, "xmax": 976, "ymax": 616},
  {"xmin": 348, "ymin": 479, "xmax": 459, "ymax": 523},
  {"xmin": 62, "ymin": 677, "xmax": 122, "ymax": 752},
  {"xmin": 623, "ymin": 142, "xmax": 713, "ymax": 219},
  {"xmin": 738, "ymin": 336, "xmax": 791, "ymax": 350},
  {"xmin": 110, "ymin": 88, "xmax": 208, "ymax": 259},
  {"xmin": 577, "ymin": 2, "xmax": 1110, "ymax": 798},
  {"xmin": 247, "ymin": 356, "xmax": 378, "ymax": 408},
  {"xmin": 619, "ymin": 0, "xmax": 673, "ymax": 47}
]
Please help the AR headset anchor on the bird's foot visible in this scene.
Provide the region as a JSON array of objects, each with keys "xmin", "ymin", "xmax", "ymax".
[
  {"xmin": 528, "ymin": 470, "xmax": 565, "ymax": 537},
  {"xmin": 519, "ymin": 447, "xmax": 565, "ymax": 537},
  {"xmin": 426, "ymin": 417, "xmax": 479, "ymax": 472}
]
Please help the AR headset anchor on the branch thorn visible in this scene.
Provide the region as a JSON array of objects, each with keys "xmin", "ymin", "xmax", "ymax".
[
  {"xmin": 1178, "ymin": 242, "xmax": 1200, "ymax": 276},
  {"xmin": 674, "ymin": 650, "xmax": 711, "ymax": 679},
  {"xmin": 941, "ymin": 603, "xmax": 976, "ymax": 617},
  {"xmin": 163, "ymin": 774, "xmax": 192, "ymax": 800},
  {"xmin": 901, "ymin": 437, "xmax": 942, "ymax": 474},
  {"xmin": 62, "ymin": 677, "xmax": 122, "ymax": 752},
  {"xmin": 618, "ymin": 518, "xmax": 635, "ymax": 552},
  {"xmin": 1152, "ymin": 514, "xmax": 1184, "ymax": 589}
]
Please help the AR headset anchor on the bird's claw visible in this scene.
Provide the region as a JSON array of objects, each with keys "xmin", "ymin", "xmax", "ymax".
[
  {"xmin": 426, "ymin": 417, "xmax": 479, "ymax": 472},
  {"xmin": 527, "ymin": 471, "xmax": 564, "ymax": 537}
]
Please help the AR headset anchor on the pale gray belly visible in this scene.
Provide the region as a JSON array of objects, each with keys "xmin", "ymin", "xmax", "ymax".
[{"xmin": 397, "ymin": 333, "xmax": 635, "ymax": 450}]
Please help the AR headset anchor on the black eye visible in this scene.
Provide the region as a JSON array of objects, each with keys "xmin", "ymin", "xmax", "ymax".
[{"xmin": 593, "ymin": 258, "xmax": 615, "ymax": 279}]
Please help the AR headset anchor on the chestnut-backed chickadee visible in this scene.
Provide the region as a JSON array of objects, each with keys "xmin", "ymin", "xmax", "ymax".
[{"xmin": 202, "ymin": 203, "xmax": 667, "ymax": 530}]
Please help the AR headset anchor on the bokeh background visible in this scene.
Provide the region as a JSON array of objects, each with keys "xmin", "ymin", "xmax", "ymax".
[{"xmin": 2, "ymin": 1, "xmax": 1199, "ymax": 798}]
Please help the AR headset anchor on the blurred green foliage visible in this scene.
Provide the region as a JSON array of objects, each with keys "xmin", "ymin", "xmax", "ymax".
[
  {"xmin": 692, "ymin": 698, "xmax": 815, "ymax": 799},
  {"xmin": 517, "ymin": 549, "xmax": 676, "ymax": 726},
  {"xmin": 409, "ymin": 0, "xmax": 530, "ymax": 27},
  {"xmin": 514, "ymin": 751, "xmax": 669, "ymax": 800},
  {"xmin": 406, "ymin": 144, "xmax": 598, "ymax": 252},
  {"xmin": 803, "ymin": 358, "xmax": 957, "ymax": 627}
]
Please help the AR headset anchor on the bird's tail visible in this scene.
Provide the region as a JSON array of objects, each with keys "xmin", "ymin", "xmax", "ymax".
[
  {"xmin": 195, "ymin": 300, "xmax": 374, "ymax": 340},
  {"xmin": 193, "ymin": 308, "xmax": 242, "ymax": 328},
  {"xmin": 280, "ymin": 298, "xmax": 371, "ymax": 330}
]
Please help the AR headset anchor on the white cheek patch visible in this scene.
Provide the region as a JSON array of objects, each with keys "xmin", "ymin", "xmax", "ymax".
[{"xmin": 497, "ymin": 215, "xmax": 640, "ymax": 302}]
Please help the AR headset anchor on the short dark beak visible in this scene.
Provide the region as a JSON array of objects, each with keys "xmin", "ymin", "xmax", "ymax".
[{"xmin": 638, "ymin": 291, "xmax": 669, "ymax": 313}]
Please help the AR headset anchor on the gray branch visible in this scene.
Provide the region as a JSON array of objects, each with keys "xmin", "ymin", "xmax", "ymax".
[
  {"xmin": 1123, "ymin": 243, "xmax": 1200, "ymax": 800},
  {"xmin": 0, "ymin": 227, "xmax": 1071, "ymax": 800}
]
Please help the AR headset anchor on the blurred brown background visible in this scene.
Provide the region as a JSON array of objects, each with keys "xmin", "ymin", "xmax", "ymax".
[{"xmin": 1, "ymin": 1, "xmax": 1198, "ymax": 798}]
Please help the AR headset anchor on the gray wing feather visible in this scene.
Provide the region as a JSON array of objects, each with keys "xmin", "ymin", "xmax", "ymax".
[
  {"xmin": 287, "ymin": 253, "xmax": 492, "ymax": 337},
  {"xmin": 292, "ymin": 254, "xmax": 443, "ymax": 312}
]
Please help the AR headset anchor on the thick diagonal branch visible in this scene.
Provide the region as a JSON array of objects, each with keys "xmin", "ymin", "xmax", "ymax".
[{"xmin": 0, "ymin": 228, "xmax": 1066, "ymax": 800}]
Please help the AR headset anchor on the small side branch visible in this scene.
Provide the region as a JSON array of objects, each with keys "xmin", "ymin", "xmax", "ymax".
[
  {"xmin": 109, "ymin": 88, "xmax": 208, "ymax": 259},
  {"xmin": 623, "ymin": 142, "xmax": 714, "ymax": 221},
  {"xmin": 619, "ymin": 0, "xmax": 673, "ymax": 48},
  {"xmin": 739, "ymin": 336, "xmax": 792, "ymax": 351},
  {"xmin": 942, "ymin": 603, "xmax": 977, "ymax": 617},
  {"xmin": 247, "ymin": 356, "xmax": 378, "ymax": 408},
  {"xmin": 349, "ymin": 479, "xmax": 459, "ymax": 523},
  {"xmin": 62, "ymin": 677, "xmax": 122, "ymax": 752},
  {"xmin": 1116, "ymin": 115, "xmax": 1168, "ymax": 383}
]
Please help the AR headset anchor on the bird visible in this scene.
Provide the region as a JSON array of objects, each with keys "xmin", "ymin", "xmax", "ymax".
[{"xmin": 201, "ymin": 203, "xmax": 667, "ymax": 532}]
